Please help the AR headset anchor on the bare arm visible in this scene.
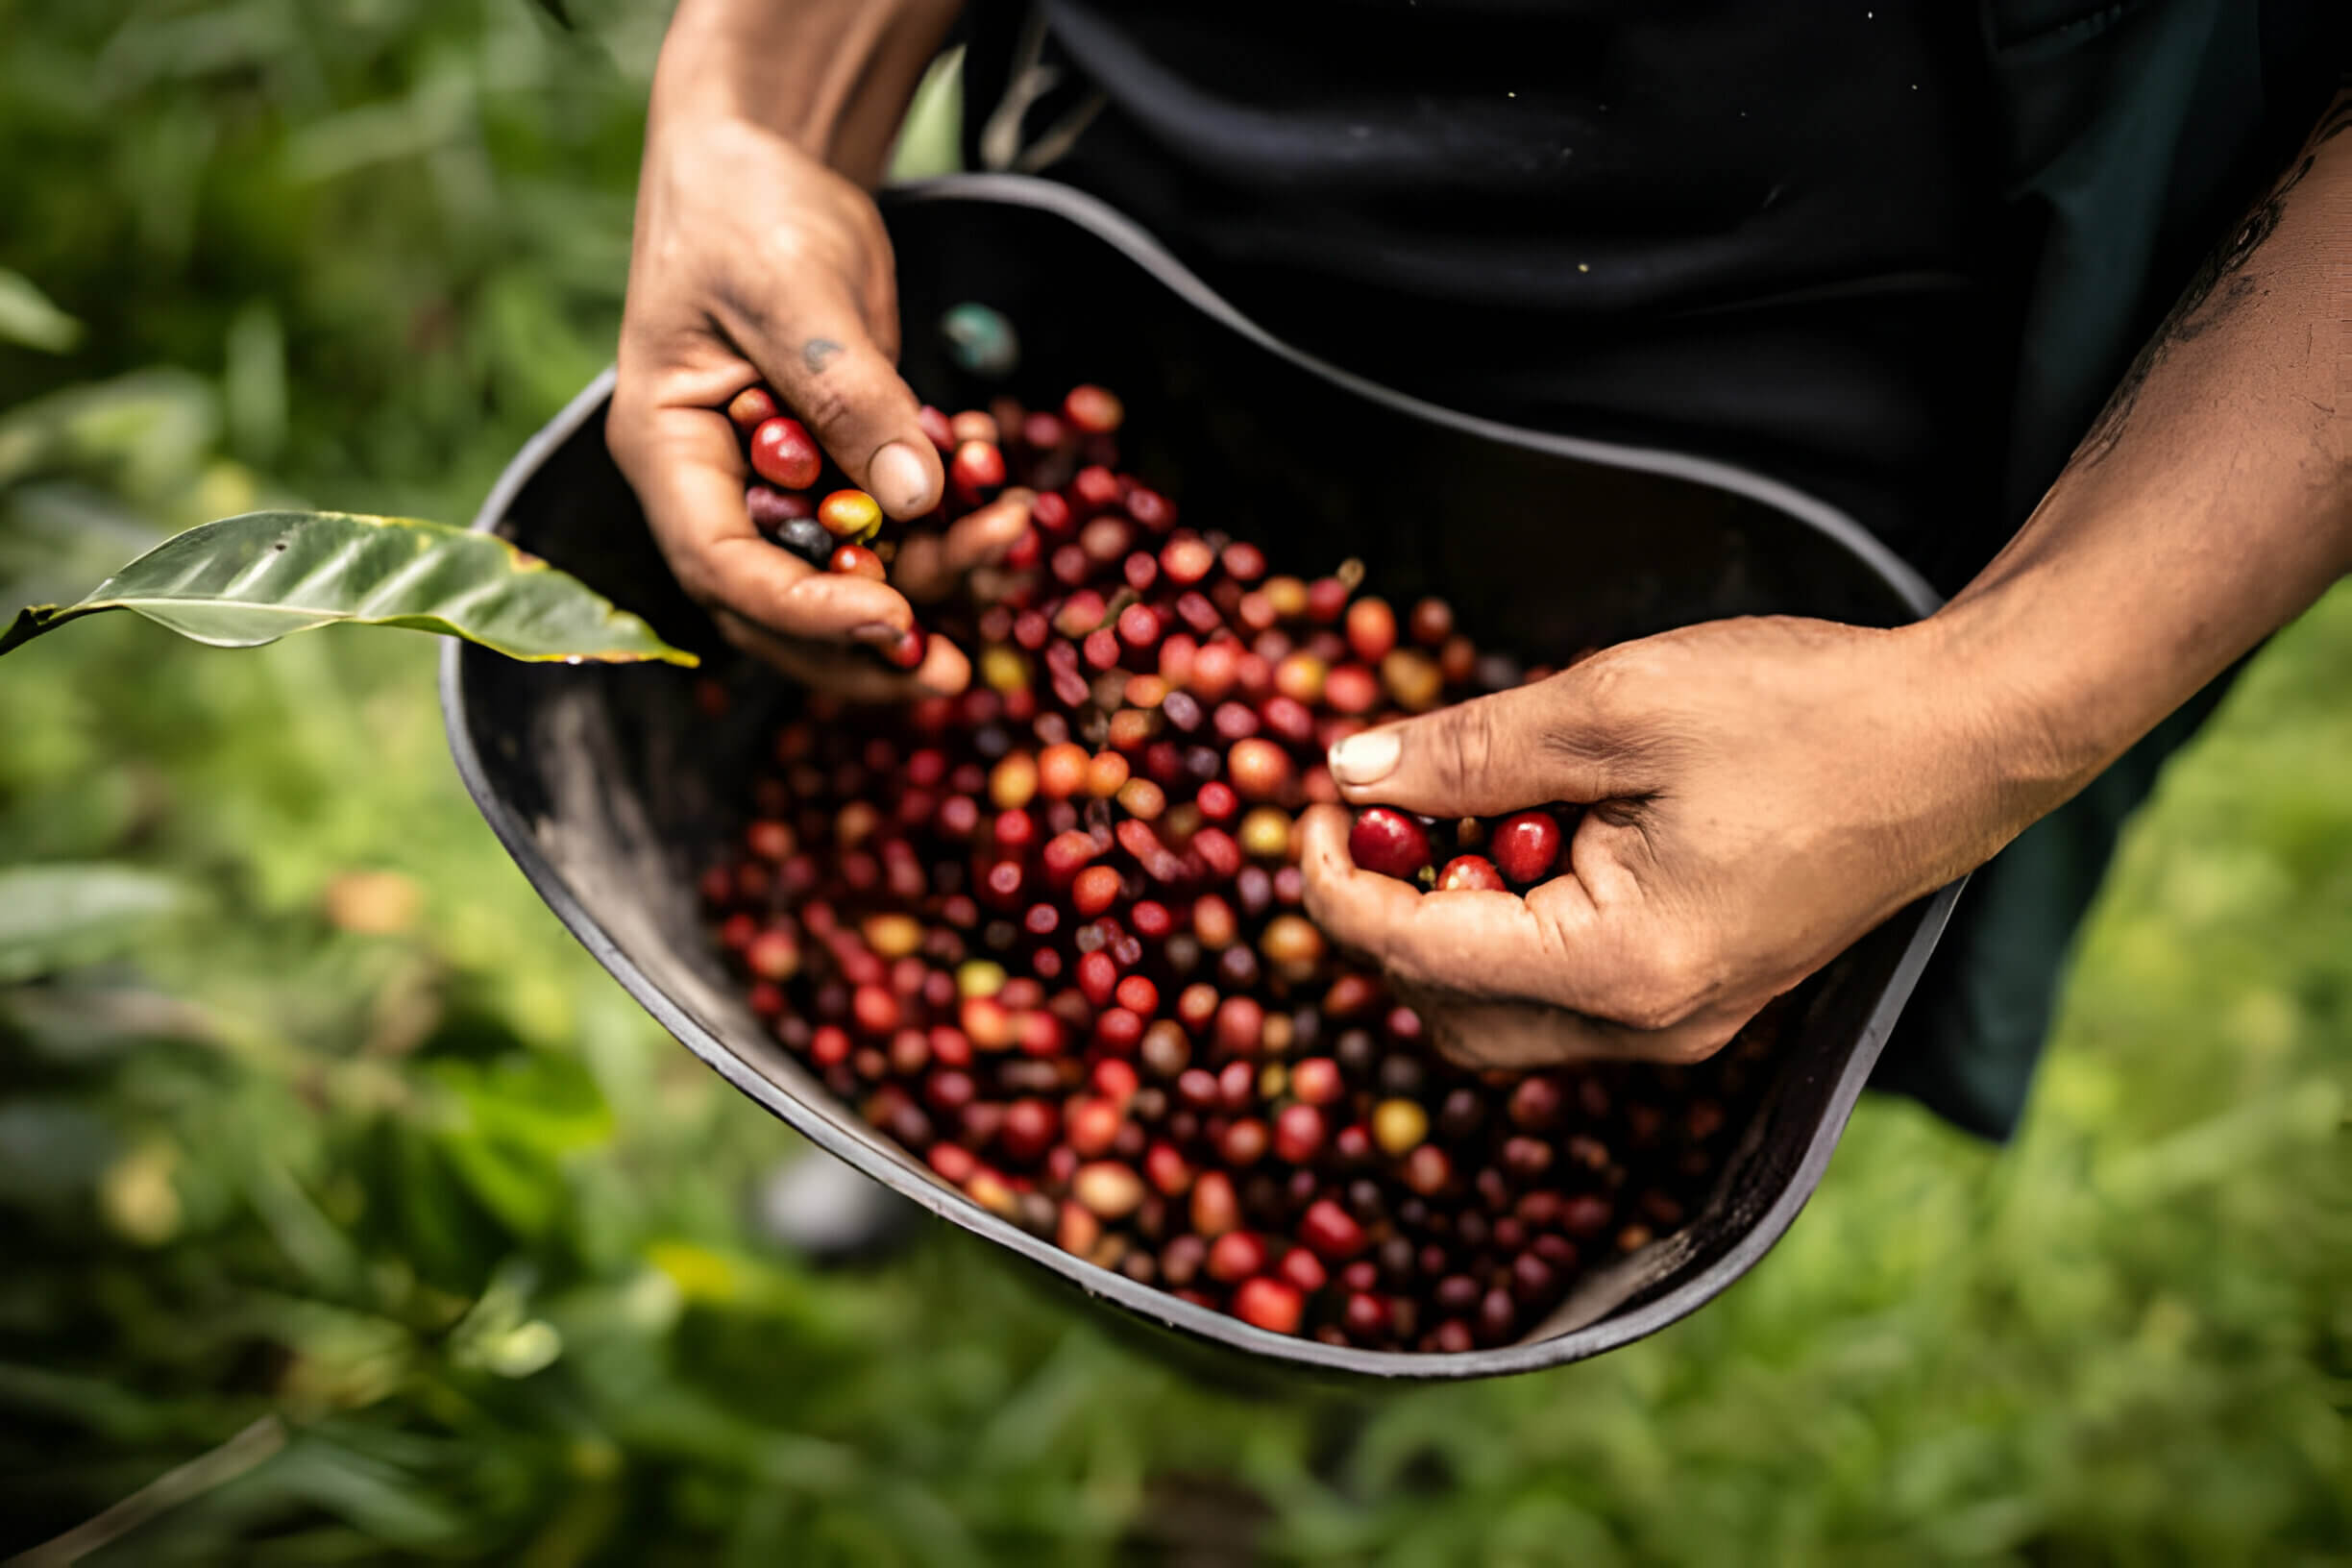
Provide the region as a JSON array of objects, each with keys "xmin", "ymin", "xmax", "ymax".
[
  {"xmin": 610, "ymin": 0, "xmax": 1024, "ymax": 699},
  {"xmin": 1941, "ymin": 89, "xmax": 2352, "ymax": 807},
  {"xmin": 650, "ymin": 0, "xmax": 957, "ymax": 186},
  {"xmin": 1301, "ymin": 90, "xmax": 2352, "ymax": 1068}
]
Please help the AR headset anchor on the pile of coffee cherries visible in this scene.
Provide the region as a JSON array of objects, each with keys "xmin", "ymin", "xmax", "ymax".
[
  {"xmin": 727, "ymin": 377, "xmax": 1128, "ymax": 673},
  {"xmin": 701, "ymin": 380, "xmax": 1783, "ymax": 1351}
]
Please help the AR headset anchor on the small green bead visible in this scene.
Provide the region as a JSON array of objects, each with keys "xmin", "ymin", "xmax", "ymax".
[{"xmin": 940, "ymin": 302, "xmax": 1019, "ymax": 379}]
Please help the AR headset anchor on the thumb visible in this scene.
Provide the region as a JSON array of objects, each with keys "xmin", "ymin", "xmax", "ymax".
[
  {"xmin": 1323, "ymin": 673, "xmax": 1624, "ymax": 818},
  {"xmin": 723, "ymin": 281, "xmax": 943, "ymax": 523}
]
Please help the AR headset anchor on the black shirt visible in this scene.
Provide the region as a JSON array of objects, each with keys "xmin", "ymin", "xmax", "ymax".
[
  {"xmin": 957, "ymin": 1, "xmax": 2348, "ymax": 1138},
  {"xmin": 963, "ymin": 2, "xmax": 2012, "ymax": 581}
]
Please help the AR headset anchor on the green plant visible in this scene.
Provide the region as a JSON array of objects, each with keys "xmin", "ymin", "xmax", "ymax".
[{"xmin": 1, "ymin": 4, "xmax": 2345, "ymax": 1562}]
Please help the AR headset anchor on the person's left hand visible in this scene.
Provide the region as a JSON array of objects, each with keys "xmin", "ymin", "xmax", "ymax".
[{"xmin": 1298, "ymin": 612, "xmax": 2059, "ymax": 1070}]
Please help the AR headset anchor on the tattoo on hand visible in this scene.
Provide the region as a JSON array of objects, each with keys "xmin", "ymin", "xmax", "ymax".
[
  {"xmin": 802, "ymin": 338, "xmax": 844, "ymax": 374},
  {"xmin": 2075, "ymin": 86, "xmax": 2349, "ymax": 469}
]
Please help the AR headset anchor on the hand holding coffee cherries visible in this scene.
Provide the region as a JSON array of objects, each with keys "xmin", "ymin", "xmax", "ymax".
[
  {"xmin": 608, "ymin": 112, "xmax": 1025, "ymax": 698},
  {"xmin": 1303, "ymin": 615, "xmax": 2013, "ymax": 1069}
]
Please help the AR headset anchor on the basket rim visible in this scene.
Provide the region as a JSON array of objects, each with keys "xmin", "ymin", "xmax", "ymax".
[{"xmin": 438, "ymin": 171, "xmax": 1965, "ymax": 1380}]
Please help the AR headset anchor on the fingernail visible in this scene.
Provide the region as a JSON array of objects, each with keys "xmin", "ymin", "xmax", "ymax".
[
  {"xmin": 1329, "ymin": 728, "xmax": 1401, "ymax": 787},
  {"xmin": 850, "ymin": 621, "xmax": 903, "ymax": 646},
  {"xmin": 869, "ymin": 442, "xmax": 934, "ymax": 516}
]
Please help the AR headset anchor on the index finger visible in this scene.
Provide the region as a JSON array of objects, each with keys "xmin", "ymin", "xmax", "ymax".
[
  {"xmin": 1297, "ymin": 804, "xmax": 1613, "ymax": 1013},
  {"xmin": 1299, "ymin": 807, "xmax": 1747, "ymax": 1061},
  {"xmin": 611, "ymin": 396, "xmax": 915, "ymax": 645}
]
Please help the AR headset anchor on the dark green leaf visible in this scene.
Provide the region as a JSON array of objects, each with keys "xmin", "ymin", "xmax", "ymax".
[
  {"xmin": 0, "ymin": 510, "xmax": 696, "ymax": 666},
  {"xmin": 0, "ymin": 267, "xmax": 84, "ymax": 354},
  {"xmin": 0, "ymin": 863, "xmax": 185, "ymax": 983}
]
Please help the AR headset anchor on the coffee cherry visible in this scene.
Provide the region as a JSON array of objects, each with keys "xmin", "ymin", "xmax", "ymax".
[
  {"xmin": 1507, "ymin": 1076, "xmax": 1564, "ymax": 1131},
  {"xmin": 1434, "ymin": 855, "xmax": 1506, "ymax": 893},
  {"xmin": 1224, "ymin": 739, "xmax": 1291, "ymax": 801},
  {"xmin": 1073, "ymin": 1161, "xmax": 1144, "ymax": 1220},
  {"xmin": 728, "ymin": 385, "xmax": 780, "ymax": 431},
  {"xmin": 1144, "ymin": 1141, "xmax": 1193, "ymax": 1196},
  {"xmin": 818, "ymin": 488, "xmax": 883, "ymax": 540},
  {"xmin": 1237, "ymin": 806, "xmax": 1291, "ymax": 859},
  {"xmin": 751, "ymin": 416, "xmax": 822, "ymax": 490},
  {"xmin": 1500, "ymin": 1136, "xmax": 1555, "ymax": 1181},
  {"xmin": 950, "ymin": 439, "xmax": 1006, "ymax": 496},
  {"xmin": 1402, "ymin": 1143, "xmax": 1452, "ymax": 1196},
  {"xmin": 1344, "ymin": 598, "xmax": 1397, "ymax": 663},
  {"xmin": 1347, "ymin": 807, "xmax": 1432, "ymax": 882},
  {"xmin": 1191, "ymin": 1170, "xmax": 1241, "ymax": 1237},
  {"xmin": 1299, "ymin": 1198, "xmax": 1367, "ymax": 1260},
  {"xmin": 1207, "ymin": 1230, "xmax": 1267, "ymax": 1284},
  {"xmin": 1277, "ymin": 1247, "xmax": 1329, "ymax": 1294},
  {"xmin": 829, "ymin": 543, "xmax": 886, "ymax": 581},
  {"xmin": 1381, "ymin": 649, "xmax": 1443, "ymax": 711},
  {"xmin": 913, "ymin": 404, "xmax": 956, "ymax": 450},
  {"xmin": 1272, "ymin": 1103, "xmax": 1325, "ymax": 1164},
  {"xmin": 747, "ymin": 485, "xmax": 813, "ymax": 535},
  {"xmin": 1218, "ymin": 1117, "xmax": 1269, "ymax": 1167},
  {"xmin": 1491, "ymin": 811, "xmax": 1562, "ymax": 885},
  {"xmin": 774, "ymin": 516, "xmax": 835, "ymax": 567},
  {"xmin": 1063, "ymin": 384, "xmax": 1124, "ymax": 434},
  {"xmin": 1220, "ymin": 541, "xmax": 1267, "ymax": 584},
  {"xmin": 1289, "ymin": 1057, "xmax": 1344, "ymax": 1106},
  {"xmin": 1477, "ymin": 1288, "xmax": 1517, "ymax": 1345},
  {"xmin": 1371, "ymin": 1097, "xmax": 1429, "ymax": 1156},
  {"xmin": 1232, "ymin": 1277, "xmax": 1304, "ymax": 1335}
]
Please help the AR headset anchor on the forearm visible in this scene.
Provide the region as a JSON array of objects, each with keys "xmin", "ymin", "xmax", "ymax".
[
  {"xmin": 1930, "ymin": 91, "xmax": 2352, "ymax": 820},
  {"xmin": 652, "ymin": 0, "xmax": 962, "ymax": 185}
]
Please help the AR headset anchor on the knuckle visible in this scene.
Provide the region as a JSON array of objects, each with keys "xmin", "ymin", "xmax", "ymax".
[
  {"xmin": 1615, "ymin": 938, "xmax": 1717, "ymax": 1034},
  {"xmin": 667, "ymin": 545, "xmax": 721, "ymax": 609},
  {"xmin": 1571, "ymin": 643, "xmax": 1663, "ymax": 730},
  {"xmin": 1432, "ymin": 1029, "xmax": 1491, "ymax": 1070},
  {"xmin": 1435, "ymin": 700, "xmax": 1500, "ymax": 799},
  {"xmin": 1620, "ymin": 973, "xmax": 1690, "ymax": 1033},
  {"xmin": 1656, "ymin": 1028, "xmax": 1731, "ymax": 1066},
  {"xmin": 790, "ymin": 372, "xmax": 860, "ymax": 440}
]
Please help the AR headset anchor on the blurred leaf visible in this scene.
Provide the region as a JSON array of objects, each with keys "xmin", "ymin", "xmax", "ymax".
[
  {"xmin": 223, "ymin": 302, "xmax": 287, "ymax": 466},
  {"xmin": 0, "ymin": 1099, "xmax": 117, "ymax": 1212},
  {"xmin": 0, "ymin": 481, "xmax": 170, "ymax": 621},
  {"xmin": 0, "ymin": 510, "xmax": 697, "ymax": 666},
  {"xmin": 1, "ymin": 984, "xmax": 218, "ymax": 1063},
  {"xmin": 0, "ymin": 863, "xmax": 184, "ymax": 983},
  {"xmin": 0, "ymin": 267, "xmax": 84, "ymax": 354},
  {"xmin": 889, "ymin": 48, "xmax": 966, "ymax": 184},
  {"xmin": 8, "ymin": 1416, "xmax": 286, "ymax": 1568},
  {"xmin": 0, "ymin": 371, "xmax": 218, "ymax": 498}
]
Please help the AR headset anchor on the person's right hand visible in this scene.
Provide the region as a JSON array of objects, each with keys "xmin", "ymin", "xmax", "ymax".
[{"xmin": 607, "ymin": 113, "xmax": 1028, "ymax": 699}]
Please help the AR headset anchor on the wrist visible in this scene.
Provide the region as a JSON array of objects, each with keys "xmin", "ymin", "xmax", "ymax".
[
  {"xmin": 652, "ymin": 0, "xmax": 958, "ymax": 179},
  {"xmin": 1863, "ymin": 609, "xmax": 2095, "ymax": 884},
  {"xmin": 1904, "ymin": 552, "xmax": 2141, "ymax": 837}
]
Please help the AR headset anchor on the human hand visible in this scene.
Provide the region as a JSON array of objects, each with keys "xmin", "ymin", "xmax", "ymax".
[
  {"xmin": 1299, "ymin": 615, "xmax": 2041, "ymax": 1068},
  {"xmin": 607, "ymin": 113, "xmax": 1027, "ymax": 698}
]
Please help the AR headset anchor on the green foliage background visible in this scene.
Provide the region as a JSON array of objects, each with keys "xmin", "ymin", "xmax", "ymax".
[{"xmin": 1, "ymin": 3, "xmax": 2345, "ymax": 1561}]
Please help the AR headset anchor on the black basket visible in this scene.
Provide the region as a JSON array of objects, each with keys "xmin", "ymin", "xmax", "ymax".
[{"xmin": 440, "ymin": 174, "xmax": 1963, "ymax": 1381}]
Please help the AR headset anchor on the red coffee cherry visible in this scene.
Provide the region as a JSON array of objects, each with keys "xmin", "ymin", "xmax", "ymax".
[
  {"xmin": 1434, "ymin": 855, "xmax": 1506, "ymax": 893},
  {"xmin": 1491, "ymin": 810, "xmax": 1563, "ymax": 885},
  {"xmin": 1347, "ymin": 807, "xmax": 1432, "ymax": 882},
  {"xmin": 750, "ymin": 416, "xmax": 822, "ymax": 490},
  {"xmin": 728, "ymin": 384, "xmax": 780, "ymax": 432},
  {"xmin": 1232, "ymin": 1277, "xmax": 1304, "ymax": 1335}
]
